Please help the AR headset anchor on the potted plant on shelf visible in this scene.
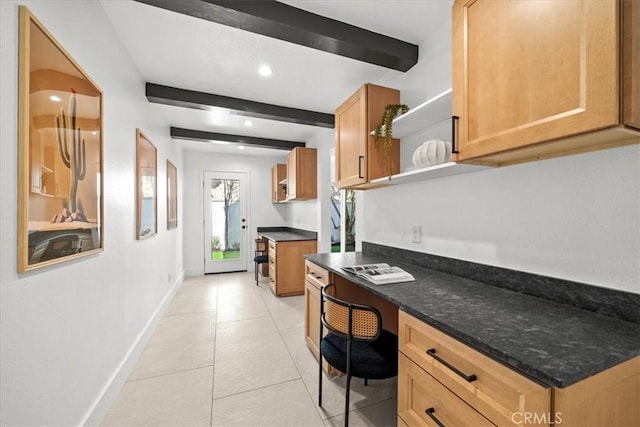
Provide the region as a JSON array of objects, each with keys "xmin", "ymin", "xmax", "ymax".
[{"xmin": 373, "ymin": 104, "xmax": 409, "ymax": 176}]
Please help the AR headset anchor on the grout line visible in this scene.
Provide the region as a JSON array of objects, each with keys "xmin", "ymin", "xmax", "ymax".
[
  {"xmin": 124, "ymin": 364, "xmax": 215, "ymax": 384},
  {"xmin": 210, "ymin": 275, "xmax": 219, "ymax": 427},
  {"xmin": 211, "ymin": 377, "xmax": 302, "ymax": 402}
]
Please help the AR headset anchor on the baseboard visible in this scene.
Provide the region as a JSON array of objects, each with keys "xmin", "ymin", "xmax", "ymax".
[
  {"xmin": 185, "ymin": 267, "xmax": 203, "ymax": 277},
  {"xmin": 80, "ymin": 271, "xmax": 185, "ymax": 426}
]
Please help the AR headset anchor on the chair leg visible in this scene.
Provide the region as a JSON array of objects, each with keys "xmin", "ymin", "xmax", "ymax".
[
  {"xmin": 344, "ymin": 374, "xmax": 351, "ymax": 427},
  {"xmin": 364, "ymin": 378, "xmax": 368, "ymax": 386},
  {"xmin": 255, "ymin": 261, "xmax": 258, "ymax": 286},
  {"xmin": 318, "ymin": 349, "xmax": 323, "ymax": 407}
]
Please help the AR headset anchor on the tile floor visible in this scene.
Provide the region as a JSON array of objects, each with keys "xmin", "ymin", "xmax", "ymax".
[{"xmin": 101, "ymin": 272, "xmax": 397, "ymax": 426}]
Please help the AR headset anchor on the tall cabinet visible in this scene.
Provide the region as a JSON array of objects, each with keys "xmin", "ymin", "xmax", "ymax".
[
  {"xmin": 452, "ymin": 0, "xmax": 639, "ymax": 166},
  {"xmin": 335, "ymin": 83, "xmax": 401, "ymax": 189}
]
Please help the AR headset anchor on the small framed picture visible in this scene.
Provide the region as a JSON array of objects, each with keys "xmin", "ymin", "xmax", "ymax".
[
  {"xmin": 166, "ymin": 160, "xmax": 178, "ymax": 230},
  {"xmin": 136, "ymin": 129, "xmax": 157, "ymax": 239}
]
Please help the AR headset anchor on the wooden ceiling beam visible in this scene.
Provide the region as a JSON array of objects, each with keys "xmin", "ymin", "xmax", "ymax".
[
  {"xmin": 134, "ymin": 0, "xmax": 418, "ymax": 72},
  {"xmin": 170, "ymin": 127, "xmax": 305, "ymax": 150},
  {"xmin": 147, "ymin": 83, "xmax": 334, "ymax": 128}
]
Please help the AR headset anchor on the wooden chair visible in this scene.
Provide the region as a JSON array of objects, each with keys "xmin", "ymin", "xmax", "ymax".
[
  {"xmin": 253, "ymin": 238, "xmax": 268, "ymax": 286},
  {"xmin": 318, "ymin": 284, "xmax": 398, "ymax": 426}
]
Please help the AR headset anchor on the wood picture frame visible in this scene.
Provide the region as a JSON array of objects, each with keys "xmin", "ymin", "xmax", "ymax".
[
  {"xmin": 166, "ymin": 160, "xmax": 178, "ymax": 230},
  {"xmin": 136, "ymin": 129, "xmax": 157, "ymax": 239},
  {"xmin": 17, "ymin": 6, "xmax": 104, "ymax": 272}
]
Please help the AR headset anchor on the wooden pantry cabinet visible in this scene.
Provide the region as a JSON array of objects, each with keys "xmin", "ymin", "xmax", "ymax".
[
  {"xmin": 335, "ymin": 83, "xmax": 401, "ymax": 189},
  {"xmin": 271, "ymin": 163, "xmax": 286, "ymax": 203},
  {"xmin": 398, "ymin": 310, "xmax": 640, "ymax": 427},
  {"xmin": 452, "ymin": 0, "xmax": 640, "ymax": 166},
  {"xmin": 286, "ymin": 147, "xmax": 317, "ymax": 200}
]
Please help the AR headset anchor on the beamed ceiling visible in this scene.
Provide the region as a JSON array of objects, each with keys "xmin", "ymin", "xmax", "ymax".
[{"xmin": 100, "ymin": 0, "xmax": 452, "ymax": 155}]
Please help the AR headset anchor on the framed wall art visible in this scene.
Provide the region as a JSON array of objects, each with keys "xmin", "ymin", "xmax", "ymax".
[
  {"xmin": 166, "ymin": 160, "xmax": 178, "ymax": 230},
  {"xmin": 136, "ymin": 129, "xmax": 157, "ymax": 239},
  {"xmin": 17, "ymin": 6, "xmax": 104, "ymax": 272}
]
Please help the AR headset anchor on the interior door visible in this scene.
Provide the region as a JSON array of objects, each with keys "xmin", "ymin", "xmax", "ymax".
[{"xmin": 203, "ymin": 171, "xmax": 247, "ymax": 274}]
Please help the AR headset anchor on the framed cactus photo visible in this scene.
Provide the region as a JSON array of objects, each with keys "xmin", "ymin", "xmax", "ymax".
[{"xmin": 17, "ymin": 6, "xmax": 104, "ymax": 272}]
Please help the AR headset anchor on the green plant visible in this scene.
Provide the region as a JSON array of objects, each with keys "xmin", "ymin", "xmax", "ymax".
[
  {"xmin": 373, "ymin": 104, "xmax": 409, "ymax": 175},
  {"xmin": 55, "ymin": 91, "xmax": 86, "ymax": 213},
  {"xmin": 211, "ymin": 235, "xmax": 222, "ymax": 251}
]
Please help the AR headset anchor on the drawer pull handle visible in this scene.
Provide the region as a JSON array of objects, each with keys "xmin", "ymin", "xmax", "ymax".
[
  {"xmin": 451, "ymin": 116, "xmax": 459, "ymax": 154},
  {"xmin": 425, "ymin": 408, "xmax": 445, "ymax": 427},
  {"xmin": 426, "ymin": 348, "xmax": 477, "ymax": 382}
]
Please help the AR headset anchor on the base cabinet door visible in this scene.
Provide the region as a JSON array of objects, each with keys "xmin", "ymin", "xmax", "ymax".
[
  {"xmin": 304, "ymin": 260, "xmax": 330, "ymax": 357},
  {"xmin": 269, "ymin": 240, "xmax": 317, "ymax": 296}
]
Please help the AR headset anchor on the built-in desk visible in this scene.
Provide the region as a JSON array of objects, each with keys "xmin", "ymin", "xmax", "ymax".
[
  {"xmin": 257, "ymin": 227, "xmax": 317, "ymax": 296},
  {"xmin": 305, "ymin": 248, "xmax": 640, "ymax": 426}
]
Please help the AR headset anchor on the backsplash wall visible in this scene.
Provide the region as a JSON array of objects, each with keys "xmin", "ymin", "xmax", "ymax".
[{"xmin": 361, "ymin": 144, "xmax": 640, "ymax": 293}]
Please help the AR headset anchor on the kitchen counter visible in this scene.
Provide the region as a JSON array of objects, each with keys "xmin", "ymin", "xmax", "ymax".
[
  {"xmin": 305, "ymin": 250, "xmax": 640, "ymax": 388},
  {"xmin": 257, "ymin": 226, "xmax": 317, "ymax": 242}
]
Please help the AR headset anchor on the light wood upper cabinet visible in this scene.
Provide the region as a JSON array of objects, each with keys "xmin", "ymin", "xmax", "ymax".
[
  {"xmin": 287, "ymin": 147, "xmax": 317, "ymax": 200},
  {"xmin": 452, "ymin": 0, "xmax": 640, "ymax": 166},
  {"xmin": 335, "ymin": 83, "xmax": 401, "ymax": 189},
  {"xmin": 622, "ymin": 0, "xmax": 639, "ymax": 131},
  {"xmin": 271, "ymin": 163, "xmax": 286, "ymax": 203}
]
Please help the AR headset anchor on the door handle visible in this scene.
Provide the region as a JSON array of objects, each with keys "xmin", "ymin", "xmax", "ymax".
[{"xmin": 358, "ymin": 155, "xmax": 364, "ymax": 179}]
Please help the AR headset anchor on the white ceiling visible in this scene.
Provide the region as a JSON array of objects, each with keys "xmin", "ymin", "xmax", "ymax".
[{"xmin": 100, "ymin": 0, "xmax": 452, "ymax": 156}]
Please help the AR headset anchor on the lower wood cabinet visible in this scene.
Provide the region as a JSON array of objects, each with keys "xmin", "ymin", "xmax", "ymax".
[
  {"xmin": 268, "ymin": 239, "xmax": 317, "ymax": 296},
  {"xmin": 304, "ymin": 260, "xmax": 330, "ymax": 358},
  {"xmin": 398, "ymin": 310, "xmax": 640, "ymax": 427}
]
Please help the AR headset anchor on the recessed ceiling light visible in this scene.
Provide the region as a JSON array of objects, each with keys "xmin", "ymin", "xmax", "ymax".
[
  {"xmin": 238, "ymin": 146, "xmax": 245, "ymax": 150},
  {"xmin": 258, "ymin": 65, "xmax": 273, "ymax": 77},
  {"xmin": 244, "ymin": 120, "xmax": 253, "ymax": 127},
  {"xmin": 50, "ymin": 95, "xmax": 61, "ymax": 102}
]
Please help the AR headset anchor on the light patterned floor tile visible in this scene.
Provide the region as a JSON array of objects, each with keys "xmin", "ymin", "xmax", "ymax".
[
  {"xmin": 101, "ymin": 367, "xmax": 212, "ymax": 426},
  {"xmin": 129, "ymin": 312, "xmax": 215, "ymax": 380},
  {"xmin": 213, "ymin": 316, "xmax": 299, "ymax": 399},
  {"xmin": 211, "ymin": 379, "xmax": 324, "ymax": 427}
]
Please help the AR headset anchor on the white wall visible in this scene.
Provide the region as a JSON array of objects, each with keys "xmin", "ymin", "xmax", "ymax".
[
  {"xmin": 361, "ymin": 13, "xmax": 640, "ymax": 294},
  {"xmin": 0, "ymin": 1, "xmax": 184, "ymax": 425},
  {"xmin": 182, "ymin": 149, "xmax": 288, "ymax": 276},
  {"xmin": 285, "ymin": 128, "xmax": 334, "ymax": 253}
]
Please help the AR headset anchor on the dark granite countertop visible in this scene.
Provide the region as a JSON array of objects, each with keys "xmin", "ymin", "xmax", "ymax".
[
  {"xmin": 257, "ymin": 227, "xmax": 317, "ymax": 242},
  {"xmin": 305, "ymin": 251, "xmax": 640, "ymax": 389}
]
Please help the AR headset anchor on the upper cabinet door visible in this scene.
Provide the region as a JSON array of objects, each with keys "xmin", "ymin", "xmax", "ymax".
[
  {"xmin": 453, "ymin": 0, "xmax": 620, "ymax": 162},
  {"xmin": 622, "ymin": 0, "xmax": 640, "ymax": 131},
  {"xmin": 335, "ymin": 84, "xmax": 400, "ymax": 189},
  {"xmin": 336, "ymin": 85, "xmax": 368, "ymax": 188}
]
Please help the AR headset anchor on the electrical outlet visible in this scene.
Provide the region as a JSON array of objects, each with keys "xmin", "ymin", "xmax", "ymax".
[{"xmin": 411, "ymin": 225, "xmax": 421, "ymax": 243}]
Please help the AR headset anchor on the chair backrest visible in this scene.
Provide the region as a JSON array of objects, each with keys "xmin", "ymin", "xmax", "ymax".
[
  {"xmin": 255, "ymin": 238, "xmax": 267, "ymax": 253},
  {"xmin": 321, "ymin": 284, "xmax": 382, "ymax": 342}
]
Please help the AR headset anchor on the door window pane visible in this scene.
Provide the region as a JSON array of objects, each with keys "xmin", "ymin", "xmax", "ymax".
[{"xmin": 210, "ymin": 178, "xmax": 241, "ymax": 261}]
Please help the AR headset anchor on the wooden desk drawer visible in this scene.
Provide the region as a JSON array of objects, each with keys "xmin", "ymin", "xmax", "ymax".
[
  {"xmin": 399, "ymin": 353, "xmax": 494, "ymax": 427},
  {"xmin": 305, "ymin": 260, "xmax": 330, "ymax": 290},
  {"xmin": 399, "ymin": 310, "xmax": 550, "ymax": 425}
]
